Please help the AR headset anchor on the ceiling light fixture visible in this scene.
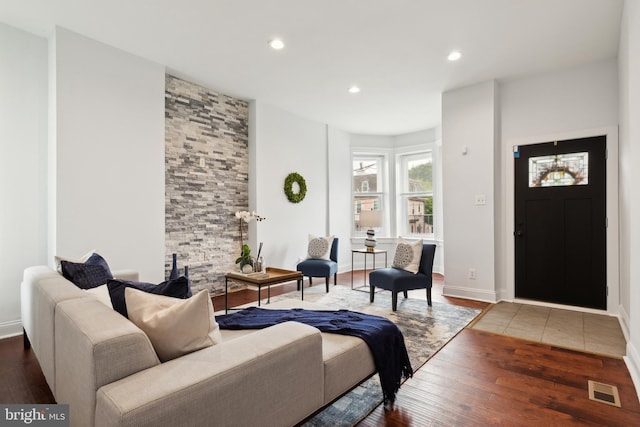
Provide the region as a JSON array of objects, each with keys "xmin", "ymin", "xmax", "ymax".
[
  {"xmin": 348, "ymin": 86, "xmax": 361, "ymax": 94},
  {"xmin": 269, "ymin": 39, "xmax": 285, "ymax": 50},
  {"xmin": 448, "ymin": 50, "xmax": 462, "ymax": 61}
]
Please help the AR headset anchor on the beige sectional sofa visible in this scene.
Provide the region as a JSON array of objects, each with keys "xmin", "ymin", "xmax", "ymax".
[{"xmin": 21, "ymin": 265, "xmax": 376, "ymax": 427}]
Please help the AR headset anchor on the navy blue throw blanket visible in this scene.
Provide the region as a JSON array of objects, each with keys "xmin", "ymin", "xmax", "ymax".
[{"xmin": 216, "ymin": 307, "xmax": 413, "ymax": 402}]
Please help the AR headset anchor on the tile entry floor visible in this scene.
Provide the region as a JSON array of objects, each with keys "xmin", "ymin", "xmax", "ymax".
[{"xmin": 471, "ymin": 302, "xmax": 627, "ymax": 357}]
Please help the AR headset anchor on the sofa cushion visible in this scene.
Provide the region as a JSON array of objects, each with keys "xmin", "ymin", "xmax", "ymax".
[
  {"xmin": 107, "ymin": 277, "xmax": 190, "ymax": 318},
  {"xmin": 85, "ymin": 285, "xmax": 113, "ymax": 309},
  {"xmin": 125, "ymin": 288, "xmax": 222, "ymax": 362},
  {"xmin": 392, "ymin": 238, "xmax": 423, "ymax": 274},
  {"xmin": 54, "ymin": 249, "xmax": 95, "ymax": 273},
  {"xmin": 61, "ymin": 253, "xmax": 113, "ymax": 289},
  {"xmin": 95, "ymin": 322, "xmax": 324, "ymax": 427}
]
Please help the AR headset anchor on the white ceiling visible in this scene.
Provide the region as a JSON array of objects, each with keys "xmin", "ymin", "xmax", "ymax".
[{"xmin": 1, "ymin": 0, "xmax": 623, "ymax": 135}]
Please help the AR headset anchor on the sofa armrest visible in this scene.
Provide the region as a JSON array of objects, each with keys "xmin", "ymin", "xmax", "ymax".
[
  {"xmin": 112, "ymin": 269, "xmax": 139, "ymax": 281},
  {"xmin": 55, "ymin": 298, "xmax": 160, "ymax": 427},
  {"xmin": 95, "ymin": 322, "xmax": 324, "ymax": 427}
]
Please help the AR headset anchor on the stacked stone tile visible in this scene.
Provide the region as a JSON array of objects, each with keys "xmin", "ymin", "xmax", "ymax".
[{"xmin": 165, "ymin": 75, "xmax": 249, "ymax": 295}]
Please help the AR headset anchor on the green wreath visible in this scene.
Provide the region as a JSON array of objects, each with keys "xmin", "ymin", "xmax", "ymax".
[{"xmin": 284, "ymin": 172, "xmax": 307, "ymax": 203}]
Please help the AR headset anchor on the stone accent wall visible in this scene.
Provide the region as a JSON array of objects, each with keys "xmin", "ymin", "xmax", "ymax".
[{"xmin": 165, "ymin": 74, "xmax": 249, "ymax": 295}]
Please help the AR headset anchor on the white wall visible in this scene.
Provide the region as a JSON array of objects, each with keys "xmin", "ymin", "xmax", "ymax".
[
  {"xmin": 501, "ymin": 60, "xmax": 618, "ymax": 142},
  {"xmin": 52, "ymin": 28, "xmax": 166, "ymax": 282},
  {"xmin": 442, "ymin": 81, "xmax": 498, "ymax": 302},
  {"xmin": 327, "ymin": 126, "xmax": 353, "ymax": 272},
  {"xmin": 251, "ymin": 102, "xmax": 329, "ymax": 271},
  {"xmin": 619, "ymin": 0, "xmax": 640, "ymax": 397},
  {"xmin": 0, "ymin": 24, "xmax": 48, "ymax": 337}
]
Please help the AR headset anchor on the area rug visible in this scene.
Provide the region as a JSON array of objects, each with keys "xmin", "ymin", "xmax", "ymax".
[{"xmin": 264, "ymin": 285, "xmax": 482, "ymax": 427}]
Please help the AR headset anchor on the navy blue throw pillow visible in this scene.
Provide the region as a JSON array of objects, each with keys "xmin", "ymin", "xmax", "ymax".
[
  {"xmin": 107, "ymin": 276, "xmax": 191, "ymax": 318},
  {"xmin": 61, "ymin": 253, "xmax": 113, "ymax": 289}
]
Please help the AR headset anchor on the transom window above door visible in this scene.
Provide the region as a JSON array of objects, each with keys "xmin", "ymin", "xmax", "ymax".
[{"xmin": 528, "ymin": 152, "xmax": 589, "ymax": 187}]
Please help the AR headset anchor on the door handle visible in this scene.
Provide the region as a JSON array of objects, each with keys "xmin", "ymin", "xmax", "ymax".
[{"xmin": 514, "ymin": 223, "xmax": 524, "ymax": 237}]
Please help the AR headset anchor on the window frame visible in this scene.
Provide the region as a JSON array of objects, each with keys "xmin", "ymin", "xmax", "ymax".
[
  {"xmin": 396, "ymin": 149, "xmax": 434, "ymax": 237},
  {"xmin": 352, "ymin": 151, "xmax": 389, "ymax": 237}
]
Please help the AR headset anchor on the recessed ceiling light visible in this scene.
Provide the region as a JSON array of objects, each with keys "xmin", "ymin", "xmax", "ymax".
[
  {"xmin": 448, "ymin": 50, "xmax": 462, "ymax": 61},
  {"xmin": 269, "ymin": 39, "xmax": 285, "ymax": 50},
  {"xmin": 348, "ymin": 86, "xmax": 361, "ymax": 94}
]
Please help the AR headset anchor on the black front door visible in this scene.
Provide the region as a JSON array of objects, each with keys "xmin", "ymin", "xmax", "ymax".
[{"xmin": 514, "ymin": 136, "xmax": 606, "ymax": 309}]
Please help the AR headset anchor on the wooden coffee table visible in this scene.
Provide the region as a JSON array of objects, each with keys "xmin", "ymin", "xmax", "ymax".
[{"xmin": 224, "ymin": 267, "xmax": 303, "ymax": 313}]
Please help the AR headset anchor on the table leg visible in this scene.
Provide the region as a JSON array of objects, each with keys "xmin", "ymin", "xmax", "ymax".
[
  {"xmin": 267, "ymin": 284, "xmax": 271, "ymax": 304},
  {"xmin": 351, "ymin": 251, "xmax": 354, "ymax": 290},
  {"xmin": 364, "ymin": 253, "xmax": 367, "ymax": 287}
]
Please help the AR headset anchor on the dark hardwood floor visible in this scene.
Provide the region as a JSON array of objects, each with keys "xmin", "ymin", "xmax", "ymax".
[{"xmin": 3, "ymin": 272, "xmax": 639, "ymax": 426}]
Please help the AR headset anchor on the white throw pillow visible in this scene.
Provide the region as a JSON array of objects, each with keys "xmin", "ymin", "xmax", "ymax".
[
  {"xmin": 85, "ymin": 284, "xmax": 113, "ymax": 309},
  {"xmin": 392, "ymin": 239, "xmax": 423, "ymax": 274},
  {"xmin": 54, "ymin": 249, "xmax": 96, "ymax": 273},
  {"xmin": 125, "ymin": 288, "xmax": 222, "ymax": 362},
  {"xmin": 307, "ymin": 235, "xmax": 334, "ymax": 260}
]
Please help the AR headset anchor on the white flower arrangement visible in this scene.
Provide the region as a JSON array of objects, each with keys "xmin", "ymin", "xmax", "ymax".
[
  {"xmin": 234, "ymin": 211, "xmax": 266, "ymax": 262},
  {"xmin": 235, "ymin": 211, "xmax": 266, "ymax": 222}
]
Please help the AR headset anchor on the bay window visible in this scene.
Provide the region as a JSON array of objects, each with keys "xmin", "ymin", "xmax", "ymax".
[
  {"xmin": 398, "ymin": 151, "xmax": 434, "ymax": 236},
  {"xmin": 352, "ymin": 153, "xmax": 386, "ymax": 236}
]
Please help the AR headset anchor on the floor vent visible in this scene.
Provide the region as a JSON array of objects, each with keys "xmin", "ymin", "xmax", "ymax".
[{"xmin": 588, "ymin": 380, "xmax": 621, "ymax": 407}]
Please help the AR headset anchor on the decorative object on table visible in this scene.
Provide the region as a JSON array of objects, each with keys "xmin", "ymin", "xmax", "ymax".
[
  {"xmin": 235, "ymin": 244, "xmax": 254, "ymax": 273},
  {"xmin": 234, "ymin": 211, "xmax": 266, "ymax": 272},
  {"xmin": 359, "ymin": 210, "xmax": 382, "ymax": 251},
  {"xmin": 254, "ymin": 257, "xmax": 264, "ymax": 273},
  {"xmin": 169, "ymin": 253, "xmax": 178, "ymax": 280},
  {"xmin": 234, "ymin": 211, "xmax": 266, "ymax": 246},
  {"xmin": 184, "ymin": 265, "xmax": 192, "ymax": 297},
  {"xmin": 254, "ymin": 242, "xmax": 264, "ymax": 272},
  {"xmin": 283, "ymin": 172, "xmax": 307, "ymax": 203}
]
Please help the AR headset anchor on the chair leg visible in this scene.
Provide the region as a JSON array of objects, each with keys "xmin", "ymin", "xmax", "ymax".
[
  {"xmin": 325, "ymin": 277, "xmax": 329, "ymax": 293},
  {"xmin": 427, "ymin": 288, "xmax": 432, "ymax": 306},
  {"xmin": 370, "ymin": 285, "xmax": 375, "ymax": 303},
  {"xmin": 403, "ymin": 290, "xmax": 408, "ymax": 299},
  {"xmin": 334, "ymin": 273, "xmax": 337, "ymax": 286},
  {"xmin": 392, "ymin": 291, "xmax": 398, "ymax": 311},
  {"xmin": 309, "ymin": 277, "xmax": 313, "ymax": 286}
]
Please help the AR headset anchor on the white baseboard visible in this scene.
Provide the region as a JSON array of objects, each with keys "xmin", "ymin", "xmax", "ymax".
[
  {"xmin": 0, "ymin": 319, "xmax": 23, "ymax": 340},
  {"xmin": 442, "ymin": 285, "xmax": 497, "ymax": 303},
  {"xmin": 624, "ymin": 341, "xmax": 640, "ymax": 404},
  {"xmin": 619, "ymin": 304, "xmax": 631, "ymax": 342}
]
